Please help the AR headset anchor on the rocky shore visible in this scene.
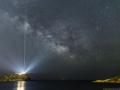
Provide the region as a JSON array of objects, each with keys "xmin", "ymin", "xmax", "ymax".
[{"xmin": 0, "ymin": 74, "xmax": 31, "ymax": 82}]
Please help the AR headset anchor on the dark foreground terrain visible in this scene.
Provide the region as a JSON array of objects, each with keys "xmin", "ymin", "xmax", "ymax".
[{"xmin": 0, "ymin": 81, "xmax": 120, "ymax": 90}]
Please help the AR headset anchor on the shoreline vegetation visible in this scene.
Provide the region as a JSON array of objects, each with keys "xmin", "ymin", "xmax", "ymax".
[
  {"xmin": 0, "ymin": 74, "xmax": 31, "ymax": 82},
  {"xmin": 93, "ymin": 76, "xmax": 120, "ymax": 84}
]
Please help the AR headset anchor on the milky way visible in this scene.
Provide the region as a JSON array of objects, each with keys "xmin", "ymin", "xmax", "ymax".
[{"xmin": 0, "ymin": 0, "xmax": 120, "ymax": 79}]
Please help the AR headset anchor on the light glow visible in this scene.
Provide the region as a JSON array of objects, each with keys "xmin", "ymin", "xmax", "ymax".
[
  {"xmin": 17, "ymin": 81, "xmax": 25, "ymax": 90},
  {"xmin": 18, "ymin": 72, "xmax": 26, "ymax": 75},
  {"xmin": 16, "ymin": 71, "xmax": 26, "ymax": 75}
]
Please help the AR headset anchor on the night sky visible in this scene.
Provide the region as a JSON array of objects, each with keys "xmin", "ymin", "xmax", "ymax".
[{"xmin": 0, "ymin": 0, "xmax": 120, "ymax": 79}]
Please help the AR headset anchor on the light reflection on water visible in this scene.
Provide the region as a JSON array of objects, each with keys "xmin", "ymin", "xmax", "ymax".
[{"xmin": 16, "ymin": 81, "xmax": 25, "ymax": 90}]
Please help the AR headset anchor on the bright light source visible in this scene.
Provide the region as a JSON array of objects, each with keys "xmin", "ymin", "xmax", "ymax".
[{"xmin": 16, "ymin": 71, "xmax": 26, "ymax": 75}]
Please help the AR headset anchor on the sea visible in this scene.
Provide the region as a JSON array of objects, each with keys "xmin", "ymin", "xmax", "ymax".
[{"xmin": 0, "ymin": 81, "xmax": 120, "ymax": 90}]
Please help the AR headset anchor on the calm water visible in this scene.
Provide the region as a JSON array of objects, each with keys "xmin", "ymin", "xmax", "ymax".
[{"xmin": 0, "ymin": 81, "xmax": 120, "ymax": 90}]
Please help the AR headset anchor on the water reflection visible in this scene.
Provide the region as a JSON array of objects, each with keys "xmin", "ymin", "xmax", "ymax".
[{"xmin": 16, "ymin": 81, "xmax": 25, "ymax": 90}]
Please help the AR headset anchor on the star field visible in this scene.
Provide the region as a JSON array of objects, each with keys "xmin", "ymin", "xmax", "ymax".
[{"xmin": 0, "ymin": 0, "xmax": 120, "ymax": 79}]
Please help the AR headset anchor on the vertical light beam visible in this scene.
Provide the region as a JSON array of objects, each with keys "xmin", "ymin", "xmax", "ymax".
[{"xmin": 23, "ymin": 28, "xmax": 26, "ymax": 70}]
